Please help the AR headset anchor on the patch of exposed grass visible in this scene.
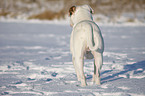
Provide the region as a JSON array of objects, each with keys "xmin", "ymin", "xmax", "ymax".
[
  {"xmin": 0, "ymin": 10, "xmax": 10, "ymax": 16},
  {"xmin": 126, "ymin": 18, "xmax": 135, "ymax": 22},
  {"xmin": 28, "ymin": 10, "xmax": 66, "ymax": 20}
]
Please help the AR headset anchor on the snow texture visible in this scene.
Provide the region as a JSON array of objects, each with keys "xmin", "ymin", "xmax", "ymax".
[{"xmin": 0, "ymin": 21, "xmax": 145, "ymax": 96}]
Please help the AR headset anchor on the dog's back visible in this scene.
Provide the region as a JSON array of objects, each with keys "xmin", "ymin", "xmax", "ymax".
[{"xmin": 73, "ymin": 20, "xmax": 104, "ymax": 53}]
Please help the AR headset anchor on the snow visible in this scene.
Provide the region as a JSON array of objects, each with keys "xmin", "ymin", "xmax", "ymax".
[{"xmin": 0, "ymin": 21, "xmax": 145, "ymax": 96}]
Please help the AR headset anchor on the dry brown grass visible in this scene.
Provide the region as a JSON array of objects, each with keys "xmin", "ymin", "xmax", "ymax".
[
  {"xmin": 0, "ymin": 10, "xmax": 10, "ymax": 16},
  {"xmin": 28, "ymin": 9, "xmax": 66, "ymax": 20},
  {"xmin": 0, "ymin": 0, "xmax": 145, "ymax": 20},
  {"xmin": 126, "ymin": 18, "xmax": 135, "ymax": 22}
]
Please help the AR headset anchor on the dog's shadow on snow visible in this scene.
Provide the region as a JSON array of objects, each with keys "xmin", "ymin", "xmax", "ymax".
[{"xmin": 101, "ymin": 60, "xmax": 145, "ymax": 84}]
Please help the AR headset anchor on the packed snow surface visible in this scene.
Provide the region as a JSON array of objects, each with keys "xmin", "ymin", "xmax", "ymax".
[{"xmin": 0, "ymin": 21, "xmax": 145, "ymax": 96}]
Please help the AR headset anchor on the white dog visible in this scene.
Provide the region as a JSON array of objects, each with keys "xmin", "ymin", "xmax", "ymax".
[{"xmin": 69, "ymin": 5, "xmax": 104, "ymax": 86}]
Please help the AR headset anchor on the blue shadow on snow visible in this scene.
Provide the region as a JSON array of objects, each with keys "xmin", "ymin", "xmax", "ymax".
[{"xmin": 101, "ymin": 60, "xmax": 145, "ymax": 84}]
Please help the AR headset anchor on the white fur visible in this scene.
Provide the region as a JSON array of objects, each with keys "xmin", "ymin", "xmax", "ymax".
[{"xmin": 70, "ymin": 5, "xmax": 104, "ymax": 86}]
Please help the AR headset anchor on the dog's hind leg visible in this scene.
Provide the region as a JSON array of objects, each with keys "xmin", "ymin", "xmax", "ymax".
[
  {"xmin": 92, "ymin": 51, "xmax": 103, "ymax": 85},
  {"xmin": 75, "ymin": 54, "xmax": 86, "ymax": 86},
  {"xmin": 74, "ymin": 44, "xmax": 87, "ymax": 86},
  {"xmin": 72, "ymin": 56, "xmax": 81, "ymax": 81}
]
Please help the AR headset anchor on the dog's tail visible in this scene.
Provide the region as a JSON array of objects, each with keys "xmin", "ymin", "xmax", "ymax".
[{"xmin": 87, "ymin": 24, "xmax": 100, "ymax": 51}]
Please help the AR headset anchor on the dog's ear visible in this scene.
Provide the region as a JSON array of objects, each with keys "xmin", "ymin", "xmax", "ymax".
[
  {"xmin": 90, "ymin": 7, "xmax": 94, "ymax": 14},
  {"xmin": 82, "ymin": 5, "xmax": 94, "ymax": 14},
  {"xmin": 69, "ymin": 6, "xmax": 76, "ymax": 16}
]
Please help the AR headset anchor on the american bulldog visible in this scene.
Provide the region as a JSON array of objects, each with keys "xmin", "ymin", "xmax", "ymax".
[{"xmin": 69, "ymin": 5, "xmax": 104, "ymax": 86}]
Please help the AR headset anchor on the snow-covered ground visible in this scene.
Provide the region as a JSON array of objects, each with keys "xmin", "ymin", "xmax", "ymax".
[{"xmin": 0, "ymin": 21, "xmax": 145, "ymax": 96}]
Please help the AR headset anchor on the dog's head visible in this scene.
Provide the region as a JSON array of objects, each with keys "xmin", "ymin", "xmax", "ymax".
[{"xmin": 69, "ymin": 5, "xmax": 94, "ymax": 27}]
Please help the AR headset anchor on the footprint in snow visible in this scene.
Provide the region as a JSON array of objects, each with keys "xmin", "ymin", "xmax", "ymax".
[
  {"xmin": 16, "ymin": 61, "xmax": 24, "ymax": 66},
  {"xmin": 41, "ymin": 70, "xmax": 49, "ymax": 75},
  {"xmin": 15, "ymin": 80, "xmax": 23, "ymax": 84},
  {"xmin": 27, "ymin": 78, "xmax": 35, "ymax": 81},
  {"xmin": 46, "ymin": 78, "xmax": 52, "ymax": 82},
  {"xmin": 51, "ymin": 72, "xmax": 58, "ymax": 77},
  {"xmin": 45, "ymin": 57, "xmax": 51, "ymax": 60},
  {"xmin": 1, "ymin": 92, "xmax": 9, "ymax": 95}
]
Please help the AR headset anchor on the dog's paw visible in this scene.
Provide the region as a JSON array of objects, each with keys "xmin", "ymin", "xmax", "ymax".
[
  {"xmin": 81, "ymin": 83, "xmax": 87, "ymax": 87},
  {"xmin": 92, "ymin": 75, "xmax": 101, "ymax": 85},
  {"xmin": 96, "ymin": 81, "xmax": 101, "ymax": 85}
]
